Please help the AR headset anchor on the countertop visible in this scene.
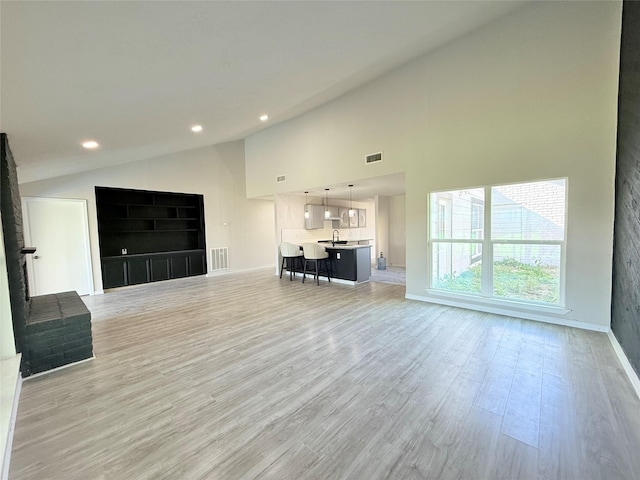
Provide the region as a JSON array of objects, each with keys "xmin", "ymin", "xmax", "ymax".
[{"xmin": 323, "ymin": 244, "xmax": 371, "ymax": 250}]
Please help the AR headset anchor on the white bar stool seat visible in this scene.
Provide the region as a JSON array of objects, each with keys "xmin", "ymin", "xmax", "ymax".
[
  {"xmin": 280, "ymin": 242, "xmax": 304, "ymax": 281},
  {"xmin": 302, "ymin": 243, "xmax": 331, "ymax": 285}
]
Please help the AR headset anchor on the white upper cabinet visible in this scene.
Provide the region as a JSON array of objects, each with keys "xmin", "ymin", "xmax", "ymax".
[
  {"xmin": 349, "ymin": 210, "xmax": 359, "ymax": 228},
  {"xmin": 304, "ymin": 205, "xmax": 325, "ymax": 229},
  {"xmin": 358, "ymin": 209, "xmax": 367, "ymax": 228},
  {"xmin": 338, "ymin": 208, "xmax": 350, "ymax": 228}
]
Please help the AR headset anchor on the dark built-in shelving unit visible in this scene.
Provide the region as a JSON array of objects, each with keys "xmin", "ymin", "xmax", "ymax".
[{"xmin": 96, "ymin": 186, "xmax": 206, "ymax": 289}]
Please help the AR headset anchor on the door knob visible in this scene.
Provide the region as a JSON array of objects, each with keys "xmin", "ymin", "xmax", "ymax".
[{"xmin": 34, "ymin": 255, "xmax": 40, "ymax": 259}]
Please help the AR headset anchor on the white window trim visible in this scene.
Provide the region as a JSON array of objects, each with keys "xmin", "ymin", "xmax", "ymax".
[
  {"xmin": 424, "ymin": 287, "xmax": 571, "ymax": 315},
  {"xmin": 428, "ymin": 178, "xmax": 567, "ymax": 307}
]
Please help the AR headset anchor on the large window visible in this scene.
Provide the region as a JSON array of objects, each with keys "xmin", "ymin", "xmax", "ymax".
[{"xmin": 429, "ymin": 179, "xmax": 566, "ymax": 305}]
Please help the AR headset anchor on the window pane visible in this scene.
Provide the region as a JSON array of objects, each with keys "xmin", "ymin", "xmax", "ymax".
[
  {"xmin": 493, "ymin": 244, "xmax": 561, "ymax": 304},
  {"xmin": 430, "ymin": 188, "xmax": 484, "ymax": 239},
  {"xmin": 491, "ymin": 179, "xmax": 565, "ymax": 241},
  {"xmin": 431, "ymin": 242, "xmax": 482, "ymax": 294}
]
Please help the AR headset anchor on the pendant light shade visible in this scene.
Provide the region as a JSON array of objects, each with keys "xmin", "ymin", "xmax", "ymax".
[
  {"xmin": 324, "ymin": 189, "xmax": 330, "ymax": 219},
  {"xmin": 304, "ymin": 191, "xmax": 310, "ymax": 219},
  {"xmin": 348, "ymin": 184, "xmax": 356, "ymax": 218}
]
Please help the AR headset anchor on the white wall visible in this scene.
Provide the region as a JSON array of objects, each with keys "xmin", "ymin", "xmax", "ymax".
[
  {"xmin": 244, "ymin": 1, "xmax": 622, "ymax": 329},
  {"xmin": 19, "ymin": 141, "xmax": 275, "ymax": 292},
  {"xmin": 389, "ymin": 195, "xmax": 406, "ymax": 267}
]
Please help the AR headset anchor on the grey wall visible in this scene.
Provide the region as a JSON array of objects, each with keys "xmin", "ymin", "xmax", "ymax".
[
  {"xmin": 0, "ymin": 133, "xmax": 29, "ymax": 371},
  {"xmin": 612, "ymin": 1, "xmax": 640, "ymax": 376}
]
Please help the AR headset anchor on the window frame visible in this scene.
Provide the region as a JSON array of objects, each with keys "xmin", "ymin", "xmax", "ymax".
[
  {"xmin": 428, "ymin": 178, "xmax": 567, "ymax": 307},
  {"xmin": 470, "ymin": 199, "xmax": 484, "ymax": 263}
]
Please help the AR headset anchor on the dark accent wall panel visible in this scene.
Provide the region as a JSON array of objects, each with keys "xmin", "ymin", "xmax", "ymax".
[
  {"xmin": 611, "ymin": 1, "xmax": 640, "ymax": 377},
  {"xmin": 0, "ymin": 133, "xmax": 30, "ymax": 373}
]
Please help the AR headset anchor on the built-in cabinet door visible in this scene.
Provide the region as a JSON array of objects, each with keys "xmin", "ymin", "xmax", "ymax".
[
  {"xmin": 171, "ymin": 255, "xmax": 189, "ymax": 278},
  {"xmin": 102, "ymin": 259, "xmax": 126, "ymax": 288},
  {"xmin": 188, "ymin": 252, "xmax": 206, "ymax": 275},
  {"xmin": 150, "ymin": 257, "xmax": 170, "ymax": 282},
  {"xmin": 101, "ymin": 250, "xmax": 206, "ymax": 289},
  {"xmin": 127, "ymin": 257, "xmax": 150, "ymax": 285}
]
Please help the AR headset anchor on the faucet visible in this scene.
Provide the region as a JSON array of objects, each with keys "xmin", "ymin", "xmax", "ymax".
[{"xmin": 332, "ymin": 229, "xmax": 340, "ymax": 244}]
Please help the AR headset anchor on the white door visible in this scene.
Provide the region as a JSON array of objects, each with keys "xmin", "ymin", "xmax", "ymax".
[{"xmin": 22, "ymin": 197, "xmax": 93, "ymax": 296}]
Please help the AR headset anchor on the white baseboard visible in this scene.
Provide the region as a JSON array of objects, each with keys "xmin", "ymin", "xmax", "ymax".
[
  {"xmin": 607, "ymin": 330, "xmax": 640, "ymax": 401},
  {"xmin": 206, "ymin": 265, "xmax": 274, "ymax": 277},
  {"xmin": 405, "ymin": 293, "xmax": 608, "ymax": 333},
  {"xmin": 1, "ymin": 354, "xmax": 22, "ymax": 480}
]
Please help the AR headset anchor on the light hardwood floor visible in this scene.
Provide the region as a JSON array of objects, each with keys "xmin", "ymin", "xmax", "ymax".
[
  {"xmin": 9, "ymin": 269, "xmax": 640, "ymax": 479},
  {"xmin": 369, "ymin": 266, "xmax": 406, "ymax": 285}
]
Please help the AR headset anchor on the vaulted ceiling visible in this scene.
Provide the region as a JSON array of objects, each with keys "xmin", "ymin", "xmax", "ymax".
[{"xmin": 1, "ymin": 1, "xmax": 526, "ymax": 185}]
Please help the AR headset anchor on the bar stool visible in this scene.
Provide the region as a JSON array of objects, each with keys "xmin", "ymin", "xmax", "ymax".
[
  {"xmin": 280, "ymin": 242, "xmax": 304, "ymax": 281},
  {"xmin": 302, "ymin": 243, "xmax": 331, "ymax": 285}
]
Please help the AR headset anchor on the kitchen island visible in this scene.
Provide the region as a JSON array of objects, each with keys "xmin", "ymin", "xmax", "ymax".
[{"xmin": 324, "ymin": 244, "xmax": 371, "ymax": 284}]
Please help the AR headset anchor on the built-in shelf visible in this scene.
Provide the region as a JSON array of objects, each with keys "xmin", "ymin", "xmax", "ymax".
[{"xmin": 96, "ymin": 186, "xmax": 207, "ymax": 288}]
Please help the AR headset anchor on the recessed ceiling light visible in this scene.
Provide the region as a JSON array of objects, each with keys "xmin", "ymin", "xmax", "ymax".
[
  {"xmin": 259, "ymin": 114, "xmax": 269, "ymax": 122},
  {"xmin": 82, "ymin": 140, "xmax": 99, "ymax": 149},
  {"xmin": 191, "ymin": 125, "xmax": 203, "ymax": 132}
]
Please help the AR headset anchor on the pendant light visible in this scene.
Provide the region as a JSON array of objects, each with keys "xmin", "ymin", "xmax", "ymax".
[
  {"xmin": 324, "ymin": 188, "xmax": 330, "ymax": 219},
  {"xmin": 348, "ymin": 184, "xmax": 356, "ymax": 218},
  {"xmin": 304, "ymin": 191, "xmax": 310, "ymax": 219}
]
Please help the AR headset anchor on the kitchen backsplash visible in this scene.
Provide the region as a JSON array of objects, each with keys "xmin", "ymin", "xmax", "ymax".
[{"xmin": 281, "ymin": 227, "xmax": 372, "ymax": 245}]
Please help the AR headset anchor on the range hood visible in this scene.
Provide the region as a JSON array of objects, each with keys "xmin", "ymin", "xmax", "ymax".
[{"xmin": 323, "ymin": 207, "xmax": 341, "ymax": 221}]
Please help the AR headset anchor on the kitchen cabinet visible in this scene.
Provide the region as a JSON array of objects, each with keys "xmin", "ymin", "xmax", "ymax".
[
  {"xmin": 349, "ymin": 210, "xmax": 359, "ymax": 227},
  {"xmin": 327, "ymin": 246, "xmax": 371, "ymax": 283},
  {"xmin": 306, "ymin": 204, "xmax": 366, "ymax": 228},
  {"xmin": 304, "ymin": 205, "xmax": 340, "ymax": 230},
  {"xmin": 338, "ymin": 208, "xmax": 350, "ymax": 228},
  {"xmin": 304, "ymin": 205, "xmax": 327, "ymax": 229},
  {"xmin": 358, "ymin": 209, "xmax": 367, "ymax": 228}
]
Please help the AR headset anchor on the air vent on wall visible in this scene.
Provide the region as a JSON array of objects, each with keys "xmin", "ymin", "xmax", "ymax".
[
  {"xmin": 365, "ymin": 152, "xmax": 383, "ymax": 164},
  {"xmin": 276, "ymin": 175, "xmax": 286, "ymax": 183},
  {"xmin": 211, "ymin": 247, "xmax": 229, "ymax": 271}
]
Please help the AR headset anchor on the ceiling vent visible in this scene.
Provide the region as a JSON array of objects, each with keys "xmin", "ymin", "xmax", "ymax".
[
  {"xmin": 365, "ymin": 152, "xmax": 383, "ymax": 164},
  {"xmin": 276, "ymin": 175, "xmax": 286, "ymax": 183}
]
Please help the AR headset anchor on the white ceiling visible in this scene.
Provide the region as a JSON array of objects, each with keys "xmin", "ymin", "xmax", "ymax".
[
  {"xmin": 288, "ymin": 172, "xmax": 407, "ymax": 203},
  {"xmin": 0, "ymin": 0, "xmax": 525, "ymax": 189}
]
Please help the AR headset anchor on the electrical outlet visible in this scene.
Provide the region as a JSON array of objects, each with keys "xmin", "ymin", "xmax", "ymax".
[
  {"xmin": 122, "ymin": 248, "xmax": 127, "ymax": 255},
  {"xmin": 337, "ymin": 253, "xmax": 341, "ymax": 260}
]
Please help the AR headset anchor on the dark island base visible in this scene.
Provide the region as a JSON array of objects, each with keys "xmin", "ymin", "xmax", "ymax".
[{"xmin": 282, "ymin": 246, "xmax": 371, "ymax": 284}]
